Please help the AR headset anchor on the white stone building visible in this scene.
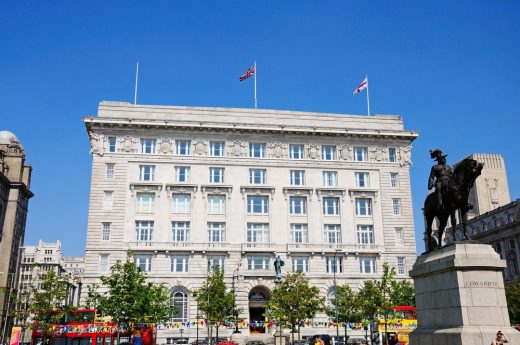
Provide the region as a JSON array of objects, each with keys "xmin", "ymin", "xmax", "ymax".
[{"xmin": 82, "ymin": 102, "xmax": 418, "ymax": 342}]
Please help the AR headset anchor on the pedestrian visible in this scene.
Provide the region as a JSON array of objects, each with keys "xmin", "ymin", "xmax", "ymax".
[{"xmin": 491, "ymin": 330, "xmax": 509, "ymax": 345}]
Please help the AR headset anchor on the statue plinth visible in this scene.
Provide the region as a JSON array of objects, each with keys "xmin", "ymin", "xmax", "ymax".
[{"xmin": 409, "ymin": 243, "xmax": 520, "ymax": 345}]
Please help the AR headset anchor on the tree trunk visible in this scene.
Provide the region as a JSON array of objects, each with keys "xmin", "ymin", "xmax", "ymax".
[
  {"xmin": 216, "ymin": 324, "xmax": 219, "ymax": 344},
  {"xmin": 298, "ymin": 324, "xmax": 301, "ymax": 341},
  {"xmin": 384, "ymin": 312, "xmax": 389, "ymax": 345},
  {"xmin": 344, "ymin": 323, "xmax": 348, "ymax": 345}
]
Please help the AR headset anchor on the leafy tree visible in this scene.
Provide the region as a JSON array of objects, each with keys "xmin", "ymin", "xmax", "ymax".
[
  {"xmin": 375, "ymin": 262, "xmax": 396, "ymax": 345},
  {"xmin": 389, "ymin": 280, "xmax": 415, "ymax": 307},
  {"xmin": 8, "ymin": 286, "xmax": 33, "ymax": 343},
  {"xmin": 506, "ymin": 281, "xmax": 520, "ymax": 323},
  {"xmin": 265, "ymin": 272, "xmax": 325, "ymax": 344},
  {"xmin": 327, "ymin": 284, "xmax": 362, "ymax": 343}
]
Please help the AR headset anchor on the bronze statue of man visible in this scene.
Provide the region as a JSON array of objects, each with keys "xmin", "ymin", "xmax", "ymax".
[{"xmin": 428, "ymin": 149, "xmax": 452, "ymax": 209}]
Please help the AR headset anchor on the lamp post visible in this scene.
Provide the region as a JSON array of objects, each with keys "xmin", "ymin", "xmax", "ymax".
[
  {"xmin": 333, "ymin": 249, "xmax": 340, "ymax": 345},
  {"xmin": 231, "ymin": 264, "xmax": 241, "ymax": 334}
]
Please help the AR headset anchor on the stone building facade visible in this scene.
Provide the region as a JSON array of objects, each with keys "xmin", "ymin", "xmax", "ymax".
[
  {"xmin": 82, "ymin": 102, "xmax": 418, "ymax": 342},
  {"xmin": 0, "ymin": 131, "xmax": 33, "ymax": 343}
]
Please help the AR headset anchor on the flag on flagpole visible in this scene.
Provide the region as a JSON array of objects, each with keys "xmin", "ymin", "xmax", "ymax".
[
  {"xmin": 352, "ymin": 77, "xmax": 368, "ymax": 95},
  {"xmin": 239, "ymin": 65, "xmax": 255, "ymax": 81}
]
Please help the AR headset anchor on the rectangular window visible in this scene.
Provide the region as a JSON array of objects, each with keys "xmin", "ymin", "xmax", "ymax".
[
  {"xmin": 291, "ymin": 224, "xmax": 308, "ymax": 243},
  {"xmin": 388, "ymin": 148, "xmax": 397, "ymax": 162},
  {"xmin": 289, "ymin": 196, "xmax": 307, "ymax": 215},
  {"xmin": 176, "ymin": 140, "xmax": 191, "ymax": 155},
  {"xmin": 289, "ymin": 145, "xmax": 304, "ymax": 159},
  {"xmin": 323, "ymin": 171, "xmax": 338, "ymax": 187},
  {"xmin": 172, "ymin": 222, "xmax": 190, "ymax": 242},
  {"xmin": 172, "ymin": 194, "xmax": 191, "ymax": 213},
  {"xmin": 292, "ymin": 256, "xmax": 309, "ymax": 273},
  {"xmin": 247, "ymin": 223, "xmax": 269, "ymax": 243},
  {"xmin": 357, "ymin": 225, "xmax": 375, "ymax": 244},
  {"xmin": 171, "ymin": 255, "xmax": 189, "ymax": 273},
  {"xmin": 249, "ymin": 143, "xmax": 266, "ymax": 158},
  {"xmin": 326, "ymin": 256, "xmax": 343, "ymax": 273},
  {"xmin": 247, "ymin": 195, "xmax": 269, "ymax": 214},
  {"xmin": 324, "ymin": 224, "xmax": 341, "ymax": 244},
  {"xmin": 360, "ymin": 256, "xmax": 376, "ymax": 274},
  {"xmin": 134, "ymin": 255, "xmax": 152, "ymax": 272},
  {"xmin": 210, "ymin": 167, "xmax": 224, "ymax": 183},
  {"xmin": 103, "ymin": 191, "xmax": 113, "ymax": 209},
  {"xmin": 175, "ymin": 167, "xmax": 190, "ymax": 183},
  {"xmin": 135, "ymin": 221, "xmax": 154, "ymax": 241},
  {"xmin": 140, "ymin": 139, "xmax": 156, "ymax": 154},
  {"xmin": 322, "ymin": 146, "xmax": 336, "ymax": 160},
  {"xmin": 395, "ymin": 228, "xmax": 404, "ymax": 246},
  {"xmin": 355, "ymin": 172, "xmax": 370, "ymax": 188},
  {"xmin": 356, "ymin": 198, "xmax": 372, "ymax": 216},
  {"xmin": 323, "ymin": 197, "xmax": 340, "ymax": 215},
  {"xmin": 354, "ymin": 147, "xmax": 368, "ymax": 161},
  {"xmin": 208, "ymin": 256, "xmax": 225, "ymax": 272},
  {"xmin": 136, "ymin": 192, "xmax": 155, "ymax": 212},
  {"xmin": 247, "ymin": 256, "xmax": 270, "ymax": 270},
  {"xmin": 139, "ymin": 165, "xmax": 155, "ymax": 181},
  {"xmin": 397, "ymin": 257, "xmax": 406, "ymax": 275},
  {"xmin": 100, "ymin": 254, "xmax": 109, "ymax": 273},
  {"xmin": 208, "ymin": 195, "xmax": 225, "ymax": 214},
  {"xmin": 390, "ymin": 173, "xmax": 399, "ymax": 188},
  {"xmin": 208, "ymin": 222, "xmax": 225, "ymax": 243},
  {"xmin": 290, "ymin": 170, "xmax": 305, "ymax": 186},
  {"xmin": 210, "ymin": 142, "xmax": 225, "ymax": 157},
  {"xmin": 102, "ymin": 223, "xmax": 111, "ymax": 241},
  {"xmin": 392, "ymin": 198, "xmax": 402, "ymax": 215},
  {"xmin": 106, "ymin": 163, "xmax": 115, "ymax": 180},
  {"xmin": 250, "ymin": 169, "xmax": 267, "ymax": 184},
  {"xmin": 108, "ymin": 137, "xmax": 117, "ymax": 153}
]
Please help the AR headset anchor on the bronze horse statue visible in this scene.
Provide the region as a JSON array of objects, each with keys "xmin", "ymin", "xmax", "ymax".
[{"xmin": 423, "ymin": 158, "xmax": 484, "ymax": 251}]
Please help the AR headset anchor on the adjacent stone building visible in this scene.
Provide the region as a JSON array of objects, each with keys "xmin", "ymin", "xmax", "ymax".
[{"xmin": 82, "ymin": 102, "xmax": 418, "ymax": 342}]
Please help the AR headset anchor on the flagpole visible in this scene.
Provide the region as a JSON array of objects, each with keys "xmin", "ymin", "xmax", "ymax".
[
  {"xmin": 366, "ymin": 75, "xmax": 370, "ymax": 116},
  {"xmin": 254, "ymin": 61, "xmax": 257, "ymax": 109},
  {"xmin": 134, "ymin": 62, "xmax": 139, "ymax": 105}
]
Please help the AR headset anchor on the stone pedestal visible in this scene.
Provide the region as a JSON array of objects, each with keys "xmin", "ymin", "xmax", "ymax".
[{"xmin": 409, "ymin": 243, "xmax": 520, "ymax": 345}]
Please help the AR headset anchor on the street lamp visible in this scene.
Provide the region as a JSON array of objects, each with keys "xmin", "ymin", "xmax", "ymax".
[
  {"xmin": 333, "ymin": 249, "xmax": 341, "ymax": 345},
  {"xmin": 231, "ymin": 264, "xmax": 241, "ymax": 334}
]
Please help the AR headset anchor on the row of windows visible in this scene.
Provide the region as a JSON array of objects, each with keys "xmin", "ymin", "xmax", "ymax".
[{"xmin": 107, "ymin": 138, "xmax": 398, "ymax": 163}]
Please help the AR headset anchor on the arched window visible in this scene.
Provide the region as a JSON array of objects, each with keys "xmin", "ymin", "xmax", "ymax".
[{"xmin": 171, "ymin": 286, "xmax": 189, "ymax": 322}]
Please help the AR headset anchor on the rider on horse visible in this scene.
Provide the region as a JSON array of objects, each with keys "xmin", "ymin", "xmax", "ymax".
[{"xmin": 428, "ymin": 149, "xmax": 452, "ymax": 209}]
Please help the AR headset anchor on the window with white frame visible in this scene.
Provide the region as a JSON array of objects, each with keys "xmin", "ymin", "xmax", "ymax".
[
  {"xmin": 172, "ymin": 194, "xmax": 191, "ymax": 213},
  {"xmin": 108, "ymin": 137, "xmax": 117, "ymax": 153},
  {"xmin": 208, "ymin": 256, "xmax": 225, "ymax": 272},
  {"xmin": 395, "ymin": 227, "xmax": 404, "ymax": 246},
  {"xmin": 323, "ymin": 197, "xmax": 340, "ymax": 215},
  {"xmin": 171, "ymin": 287, "xmax": 189, "ymax": 322},
  {"xmin": 171, "ymin": 256, "xmax": 189, "ymax": 273},
  {"xmin": 208, "ymin": 222, "xmax": 225, "ymax": 243},
  {"xmin": 397, "ymin": 257, "xmax": 406, "ymax": 275},
  {"xmin": 247, "ymin": 256, "xmax": 270, "ymax": 270},
  {"xmin": 140, "ymin": 138, "xmax": 156, "ymax": 154},
  {"xmin": 355, "ymin": 198, "xmax": 372, "ymax": 216},
  {"xmin": 289, "ymin": 196, "xmax": 307, "ymax": 215},
  {"xmin": 355, "ymin": 172, "xmax": 370, "ymax": 188},
  {"xmin": 134, "ymin": 255, "xmax": 152, "ymax": 272},
  {"xmin": 136, "ymin": 221, "xmax": 154, "ymax": 241},
  {"xmin": 289, "ymin": 145, "xmax": 304, "ymax": 159},
  {"xmin": 136, "ymin": 192, "xmax": 155, "ymax": 212},
  {"xmin": 388, "ymin": 147, "xmax": 397, "ymax": 162},
  {"xmin": 291, "ymin": 224, "xmax": 308, "ymax": 243},
  {"xmin": 176, "ymin": 140, "xmax": 191, "ymax": 155},
  {"xmin": 139, "ymin": 165, "xmax": 155, "ymax": 181},
  {"xmin": 103, "ymin": 191, "xmax": 113, "ymax": 209},
  {"xmin": 390, "ymin": 173, "xmax": 399, "ymax": 187},
  {"xmin": 359, "ymin": 256, "xmax": 376, "ymax": 274},
  {"xmin": 392, "ymin": 198, "xmax": 402, "ymax": 215},
  {"xmin": 172, "ymin": 222, "xmax": 190, "ymax": 242},
  {"xmin": 106, "ymin": 163, "xmax": 115, "ymax": 179},
  {"xmin": 326, "ymin": 256, "xmax": 343, "ymax": 273},
  {"xmin": 322, "ymin": 146, "xmax": 336, "ymax": 160},
  {"xmin": 210, "ymin": 142, "xmax": 225, "ymax": 157},
  {"xmin": 323, "ymin": 171, "xmax": 338, "ymax": 187},
  {"xmin": 210, "ymin": 167, "xmax": 224, "ymax": 183},
  {"xmin": 292, "ymin": 256, "xmax": 309, "ymax": 273},
  {"xmin": 100, "ymin": 254, "xmax": 109, "ymax": 273},
  {"xmin": 290, "ymin": 170, "xmax": 305, "ymax": 186},
  {"xmin": 208, "ymin": 195, "xmax": 225, "ymax": 214},
  {"xmin": 324, "ymin": 224, "xmax": 341, "ymax": 244},
  {"xmin": 354, "ymin": 147, "xmax": 368, "ymax": 161},
  {"xmin": 357, "ymin": 225, "xmax": 374, "ymax": 244},
  {"xmin": 102, "ymin": 223, "xmax": 111, "ymax": 241},
  {"xmin": 249, "ymin": 143, "xmax": 266, "ymax": 158},
  {"xmin": 247, "ymin": 195, "xmax": 269, "ymax": 214},
  {"xmin": 249, "ymin": 169, "xmax": 267, "ymax": 184},
  {"xmin": 175, "ymin": 166, "xmax": 190, "ymax": 183},
  {"xmin": 247, "ymin": 223, "xmax": 269, "ymax": 243}
]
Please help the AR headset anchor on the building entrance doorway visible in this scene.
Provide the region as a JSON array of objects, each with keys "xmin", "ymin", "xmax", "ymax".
[{"xmin": 248, "ymin": 286, "xmax": 270, "ymax": 333}]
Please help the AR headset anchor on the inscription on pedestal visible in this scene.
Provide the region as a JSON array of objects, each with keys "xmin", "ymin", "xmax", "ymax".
[{"xmin": 464, "ymin": 280, "xmax": 498, "ymax": 288}]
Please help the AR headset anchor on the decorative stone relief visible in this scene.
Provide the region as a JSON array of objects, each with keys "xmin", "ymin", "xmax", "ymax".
[
  {"xmin": 192, "ymin": 138, "xmax": 207, "ymax": 156},
  {"xmin": 158, "ymin": 137, "xmax": 173, "ymax": 154},
  {"xmin": 268, "ymin": 142, "xmax": 288, "ymax": 159},
  {"xmin": 369, "ymin": 146, "xmax": 386, "ymax": 162},
  {"xmin": 89, "ymin": 133, "xmax": 105, "ymax": 156},
  {"xmin": 307, "ymin": 143, "xmax": 321, "ymax": 160},
  {"xmin": 118, "ymin": 135, "xmax": 138, "ymax": 153},
  {"xmin": 338, "ymin": 145, "xmax": 353, "ymax": 160},
  {"xmin": 227, "ymin": 140, "xmax": 247, "ymax": 157},
  {"xmin": 399, "ymin": 145, "xmax": 413, "ymax": 166}
]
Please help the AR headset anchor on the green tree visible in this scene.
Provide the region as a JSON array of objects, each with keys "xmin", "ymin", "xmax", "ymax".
[
  {"xmin": 265, "ymin": 272, "xmax": 325, "ymax": 344},
  {"xmin": 506, "ymin": 281, "xmax": 520, "ymax": 323},
  {"xmin": 375, "ymin": 262, "xmax": 396, "ymax": 345},
  {"xmin": 327, "ymin": 284, "xmax": 362, "ymax": 343},
  {"xmin": 9, "ymin": 287, "xmax": 33, "ymax": 343},
  {"xmin": 389, "ymin": 280, "xmax": 415, "ymax": 307}
]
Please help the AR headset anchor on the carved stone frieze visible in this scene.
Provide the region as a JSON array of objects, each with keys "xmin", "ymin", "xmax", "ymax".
[
  {"xmin": 192, "ymin": 138, "xmax": 207, "ymax": 156},
  {"xmin": 117, "ymin": 135, "xmax": 138, "ymax": 153},
  {"xmin": 89, "ymin": 133, "xmax": 105, "ymax": 156},
  {"xmin": 227, "ymin": 140, "xmax": 247, "ymax": 157},
  {"xmin": 158, "ymin": 137, "xmax": 173, "ymax": 154},
  {"xmin": 399, "ymin": 145, "xmax": 413, "ymax": 166},
  {"xmin": 338, "ymin": 145, "xmax": 353, "ymax": 160},
  {"xmin": 267, "ymin": 142, "xmax": 288, "ymax": 159},
  {"xmin": 306, "ymin": 143, "xmax": 321, "ymax": 160},
  {"xmin": 369, "ymin": 146, "xmax": 387, "ymax": 162}
]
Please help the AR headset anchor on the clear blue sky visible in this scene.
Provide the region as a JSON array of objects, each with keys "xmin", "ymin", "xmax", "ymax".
[{"xmin": 1, "ymin": 1, "xmax": 519, "ymax": 255}]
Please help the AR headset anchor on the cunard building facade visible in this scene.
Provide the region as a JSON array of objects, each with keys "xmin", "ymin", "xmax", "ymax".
[{"xmin": 82, "ymin": 101, "xmax": 418, "ymax": 342}]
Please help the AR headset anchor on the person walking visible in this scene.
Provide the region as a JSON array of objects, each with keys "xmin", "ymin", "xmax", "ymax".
[{"xmin": 491, "ymin": 330, "xmax": 509, "ymax": 345}]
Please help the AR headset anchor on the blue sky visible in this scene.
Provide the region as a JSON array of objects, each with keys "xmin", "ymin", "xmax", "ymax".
[{"xmin": 1, "ymin": 1, "xmax": 519, "ymax": 255}]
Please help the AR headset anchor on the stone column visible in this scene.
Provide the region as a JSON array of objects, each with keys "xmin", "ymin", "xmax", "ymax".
[{"xmin": 409, "ymin": 243, "xmax": 520, "ymax": 345}]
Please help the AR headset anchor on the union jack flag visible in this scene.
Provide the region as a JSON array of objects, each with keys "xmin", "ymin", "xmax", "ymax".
[{"xmin": 239, "ymin": 65, "xmax": 255, "ymax": 81}]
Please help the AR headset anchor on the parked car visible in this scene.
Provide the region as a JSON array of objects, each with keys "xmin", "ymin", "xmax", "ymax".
[
  {"xmin": 246, "ymin": 341, "xmax": 266, "ymax": 345},
  {"xmin": 346, "ymin": 338, "xmax": 367, "ymax": 345},
  {"xmin": 217, "ymin": 340, "xmax": 239, "ymax": 345}
]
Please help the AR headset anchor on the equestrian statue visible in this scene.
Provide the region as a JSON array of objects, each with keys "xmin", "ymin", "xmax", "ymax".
[{"xmin": 423, "ymin": 149, "xmax": 484, "ymax": 252}]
